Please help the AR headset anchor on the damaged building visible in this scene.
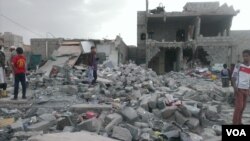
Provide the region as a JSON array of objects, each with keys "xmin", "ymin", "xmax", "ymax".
[
  {"xmin": 31, "ymin": 36, "xmax": 128, "ymax": 76},
  {"xmin": 138, "ymin": 1, "xmax": 240, "ymax": 74}
]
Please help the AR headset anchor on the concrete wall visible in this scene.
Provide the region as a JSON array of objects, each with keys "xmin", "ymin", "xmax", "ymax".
[
  {"xmin": 96, "ymin": 42, "xmax": 119, "ymax": 66},
  {"xmin": 137, "ymin": 11, "xmax": 147, "ymax": 48},
  {"xmin": 231, "ymin": 30, "xmax": 250, "ymax": 63},
  {"xmin": 31, "ymin": 38, "xmax": 63, "ymax": 60},
  {"xmin": 128, "ymin": 47, "xmax": 146, "ymax": 65},
  {"xmin": 202, "ymin": 46, "xmax": 230, "ymax": 65},
  {"xmin": 116, "ymin": 37, "xmax": 128, "ymax": 64}
]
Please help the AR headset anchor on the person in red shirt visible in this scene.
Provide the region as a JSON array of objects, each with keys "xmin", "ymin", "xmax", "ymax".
[{"xmin": 11, "ymin": 47, "xmax": 26, "ymax": 100}]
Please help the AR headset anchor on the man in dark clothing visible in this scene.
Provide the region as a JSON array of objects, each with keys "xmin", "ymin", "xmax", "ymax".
[
  {"xmin": 0, "ymin": 45, "xmax": 8, "ymax": 97},
  {"xmin": 88, "ymin": 46, "xmax": 98, "ymax": 84},
  {"xmin": 12, "ymin": 47, "xmax": 26, "ymax": 100},
  {"xmin": 221, "ymin": 64, "xmax": 230, "ymax": 87}
]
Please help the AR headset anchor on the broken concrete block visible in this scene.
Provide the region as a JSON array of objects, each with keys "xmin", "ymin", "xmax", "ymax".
[
  {"xmin": 178, "ymin": 105, "xmax": 192, "ymax": 117},
  {"xmin": 188, "ymin": 132, "xmax": 203, "ymax": 141},
  {"xmin": 105, "ymin": 113, "xmax": 122, "ymax": 123},
  {"xmin": 157, "ymin": 97, "xmax": 166, "ymax": 109},
  {"xmin": 187, "ymin": 117, "xmax": 200, "ymax": 129},
  {"xmin": 152, "ymin": 109, "xmax": 162, "ymax": 118},
  {"xmin": 27, "ymin": 121, "xmax": 55, "ymax": 131},
  {"xmin": 148, "ymin": 94, "xmax": 158, "ymax": 109},
  {"xmin": 207, "ymin": 105, "xmax": 218, "ymax": 113},
  {"xmin": 140, "ymin": 133, "xmax": 151, "ymax": 141},
  {"xmin": 161, "ymin": 106, "xmax": 177, "ymax": 119},
  {"xmin": 105, "ymin": 114, "xmax": 123, "ymax": 133},
  {"xmin": 162, "ymin": 130, "xmax": 180, "ymax": 139},
  {"xmin": 212, "ymin": 125, "xmax": 222, "ymax": 136},
  {"xmin": 112, "ymin": 126, "xmax": 132, "ymax": 141},
  {"xmin": 36, "ymin": 108, "xmax": 53, "ymax": 116},
  {"xmin": 70, "ymin": 104, "xmax": 112, "ymax": 113},
  {"xmin": 136, "ymin": 107, "xmax": 154, "ymax": 122},
  {"xmin": 201, "ymin": 128, "xmax": 216, "ymax": 139},
  {"xmin": 205, "ymin": 106, "xmax": 220, "ymax": 121},
  {"xmin": 184, "ymin": 104, "xmax": 200, "ymax": 117},
  {"xmin": 175, "ymin": 111, "xmax": 188, "ymax": 126},
  {"xmin": 39, "ymin": 114, "xmax": 56, "ymax": 122},
  {"xmin": 24, "ymin": 108, "xmax": 38, "ymax": 118},
  {"xmin": 131, "ymin": 90, "xmax": 141, "ymax": 99},
  {"xmin": 56, "ymin": 117, "xmax": 72, "ymax": 130},
  {"xmin": 141, "ymin": 128, "xmax": 153, "ymax": 133},
  {"xmin": 203, "ymin": 136, "xmax": 220, "ymax": 141},
  {"xmin": 140, "ymin": 95, "xmax": 151, "ymax": 111},
  {"xmin": 125, "ymin": 86, "xmax": 133, "ymax": 92},
  {"xmin": 125, "ymin": 124, "xmax": 140, "ymax": 140},
  {"xmin": 134, "ymin": 122, "xmax": 149, "ymax": 128},
  {"xmin": 14, "ymin": 131, "xmax": 43, "ymax": 140},
  {"xmin": 121, "ymin": 107, "xmax": 138, "ymax": 122},
  {"xmin": 28, "ymin": 131, "xmax": 118, "ymax": 141},
  {"xmin": 61, "ymin": 85, "xmax": 78, "ymax": 95},
  {"xmin": 77, "ymin": 118, "xmax": 99, "ymax": 132},
  {"xmin": 63, "ymin": 126, "xmax": 74, "ymax": 132},
  {"xmin": 10, "ymin": 118, "xmax": 24, "ymax": 131}
]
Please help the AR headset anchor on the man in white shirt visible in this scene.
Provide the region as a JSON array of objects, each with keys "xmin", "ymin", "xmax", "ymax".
[{"xmin": 232, "ymin": 49, "xmax": 250, "ymax": 125}]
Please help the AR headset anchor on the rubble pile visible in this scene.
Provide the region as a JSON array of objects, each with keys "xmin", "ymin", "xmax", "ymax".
[{"xmin": 0, "ymin": 63, "xmax": 234, "ymax": 141}]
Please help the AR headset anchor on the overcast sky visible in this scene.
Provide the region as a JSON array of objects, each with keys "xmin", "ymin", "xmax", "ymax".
[{"xmin": 0, "ymin": 0, "xmax": 249, "ymax": 45}]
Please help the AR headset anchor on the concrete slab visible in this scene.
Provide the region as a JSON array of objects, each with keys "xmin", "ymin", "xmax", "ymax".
[
  {"xmin": 70, "ymin": 104, "xmax": 112, "ymax": 113},
  {"xmin": 28, "ymin": 131, "xmax": 118, "ymax": 141}
]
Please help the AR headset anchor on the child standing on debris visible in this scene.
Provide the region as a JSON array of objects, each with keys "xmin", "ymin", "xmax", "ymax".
[
  {"xmin": 0, "ymin": 45, "xmax": 8, "ymax": 97},
  {"xmin": 11, "ymin": 47, "xmax": 26, "ymax": 100},
  {"xmin": 232, "ymin": 49, "xmax": 250, "ymax": 125},
  {"xmin": 88, "ymin": 46, "xmax": 99, "ymax": 84},
  {"xmin": 221, "ymin": 64, "xmax": 230, "ymax": 87}
]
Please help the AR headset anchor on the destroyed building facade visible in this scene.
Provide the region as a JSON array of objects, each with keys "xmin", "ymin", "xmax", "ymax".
[
  {"xmin": 31, "ymin": 36, "xmax": 128, "ymax": 72},
  {"xmin": 138, "ymin": 1, "xmax": 239, "ymax": 74}
]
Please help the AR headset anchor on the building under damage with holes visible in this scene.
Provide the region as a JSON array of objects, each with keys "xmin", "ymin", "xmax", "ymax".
[{"xmin": 137, "ymin": 1, "xmax": 243, "ymax": 74}]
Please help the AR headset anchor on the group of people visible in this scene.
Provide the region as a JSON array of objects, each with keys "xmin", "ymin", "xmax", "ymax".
[{"xmin": 0, "ymin": 45, "xmax": 27, "ymax": 100}]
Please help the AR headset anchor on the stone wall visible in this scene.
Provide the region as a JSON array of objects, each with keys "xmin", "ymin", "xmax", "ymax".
[
  {"xmin": 137, "ymin": 11, "xmax": 147, "ymax": 48},
  {"xmin": 202, "ymin": 46, "xmax": 230, "ymax": 65},
  {"xmin": 231, "ymin": 30, "xmax": 250, "ymax": 63}
]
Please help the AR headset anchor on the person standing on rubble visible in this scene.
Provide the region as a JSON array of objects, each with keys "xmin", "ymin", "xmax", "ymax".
[
  {"xmin": 11, "ymin": 47, "xmax": 26, "ymax": 100},
  {"xmin": 0, "ymin": 45, "xmax": 8, "ymax": 97},
  {"xmin": 221, "ymin": 64, "xmax": 230, "ymax": 87},
  {"xmin": 232, "ymin": 49, "xmax": 250, "ymax": 125},
  {"xmin": 88, "ymin": 46, "xmax": 99, "ymax": 84}
]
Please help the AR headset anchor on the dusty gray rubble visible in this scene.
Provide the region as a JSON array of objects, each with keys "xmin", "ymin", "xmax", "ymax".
[{"xmin": 0, "ymin": 63, "xmax": 235, "ymax": 141}]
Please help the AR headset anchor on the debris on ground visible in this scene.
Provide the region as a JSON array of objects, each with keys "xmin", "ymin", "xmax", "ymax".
[{"xmin": 0, "ymin": 62, "xmax": 236, "ymax": 141}]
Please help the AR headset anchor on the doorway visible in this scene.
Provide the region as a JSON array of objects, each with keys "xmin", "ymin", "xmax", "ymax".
[{"xmin": 165, "ymin": 48, "xmax": 178, "ymax": 72}]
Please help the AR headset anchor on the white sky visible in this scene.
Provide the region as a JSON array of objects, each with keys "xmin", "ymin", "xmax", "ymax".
[{"xmin": 0, "ymin": 0, "xmax": 249, "ymax": 45}]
